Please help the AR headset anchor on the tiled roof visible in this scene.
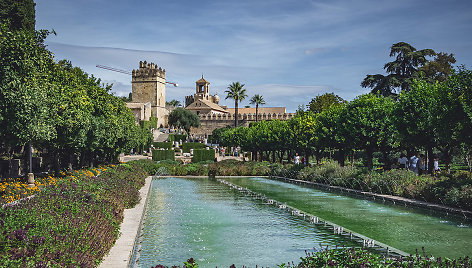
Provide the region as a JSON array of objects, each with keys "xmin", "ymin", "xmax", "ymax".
[
  {"xmin": 226, "ymin": 107, "xmax": 286, "ymax": 114},
  {"xmin": 185, "ymin": 99, "xmax": 228, "ymax": 113}
]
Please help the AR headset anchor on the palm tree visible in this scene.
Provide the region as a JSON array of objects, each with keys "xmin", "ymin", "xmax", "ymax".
[
  {"xmin": 166, "ymin": 99, "xmax": 181, "ymax": 107},
  {"xmin": 225, "ymin": 82, "xmax": 247, "ymax": 127},
  {"xmin": 250, "ymin": 94, "xmax": 265, "ymax": 122}
]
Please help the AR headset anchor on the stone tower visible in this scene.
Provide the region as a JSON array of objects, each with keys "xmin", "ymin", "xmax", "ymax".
[{"xmin": 131, "ymin": 61, "xmax": 167, "ymax": 122}]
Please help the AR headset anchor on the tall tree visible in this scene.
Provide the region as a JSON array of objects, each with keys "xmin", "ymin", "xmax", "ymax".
[
  {"xmin": 0, "ymin": 0, "xmax": 36, "ymax": 31},
  {"xmin": 249, "ymin": 94, "xmax": 265, "ymax": 122},
  {"xmin": 166, "ymin": 99, "xmax": 181, "ymax": 107},
  {"xmin": 362, "ymin": 42, "xmax": 436, "ymax": 96},
  {"xmin": 168, "ymin": 107, "xmax": 200, "ymax": 134},
  {"xmin": 418, "ymin": 52, "xmax": 456, "ymax": 83},
  {"xmin": 308, "ymin": 92, "xmax": 346, "ymax": 113},
  {"xmin": 225, "ymin": 82, "xmax": 247, "ymax": 127}
]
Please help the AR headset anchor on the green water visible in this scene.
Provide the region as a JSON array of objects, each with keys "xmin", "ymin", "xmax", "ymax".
[
  {"xmin": 136, "ymin": 177, "xmax": 359, "ymax": 267},
  {"xmin": 224, "ymin": 177, "xmax": 472, "ymax": 259},
  {"xmin": 135, "ymin": 177, "xmax": 472, "ymax": 268}
]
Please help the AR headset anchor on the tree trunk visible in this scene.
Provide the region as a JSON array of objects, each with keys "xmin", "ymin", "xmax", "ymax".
[
  {"xmin": 235, "ymin": 100, "xmax": 238, "ymax": 127},
  {"xmin": 427, "ymin": 147, "xmax": 434, "ymax": 175},
  {"xmin": 272, "ymin": 150, "xmax": 276, "ymax": 163},
  {"xmin": 337, "ymin": 149, "xmax": 345, "ymax": 167},
  {"xmin": 256, "ymin": 104, "xmax": 259, "ymax": 122},
  {"xmin": 366, "ymin": 147, "xmax": 374, "ymax": 170}
]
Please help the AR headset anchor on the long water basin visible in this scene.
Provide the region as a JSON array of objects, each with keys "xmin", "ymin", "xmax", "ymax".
[
  {"xmin": 134, "ymin": 177, "xmax": 361, "ymax": 267},
  {"xmin": 223, "ymin": 177, "xmax": 472, "ymax": 259}
]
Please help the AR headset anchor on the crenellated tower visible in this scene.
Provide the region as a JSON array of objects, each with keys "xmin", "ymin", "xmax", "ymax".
[{"xmin": 131, "ymin": 61, "xmax": 167, "ymax": 121}]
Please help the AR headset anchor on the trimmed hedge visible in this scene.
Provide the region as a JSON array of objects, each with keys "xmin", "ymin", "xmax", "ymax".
[
  {"xmin": 152, "ymin": 142, "xmax": 172, "ymax": 150},
  {"xmin": 182, "ymin": 142, "xmax": 206, "ymax": 153},
  {"xmin": 167, "ymin": 134, "xmax": 187, "ymax": 142},
  {"xmin": 0, "ymin": 162, "xmax": 148, "ymax": 267},
  {"xmin": 152, "ymin": 149, "xmax": 175, "ymax": 161},
  {"xmin": 192, "ymin": 149, "xmax": 215, "ymax": 163}
]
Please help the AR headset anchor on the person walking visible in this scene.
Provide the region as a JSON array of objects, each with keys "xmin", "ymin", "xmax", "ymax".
[
  {"xmin": 409, "ymin": 152, "xmax": 419, "ymax": 175},
  {"xmin": 294, "ymin": 153, "xmax": 300, "ymax": 165},
  {"xmin": 397, "ymin": 153, "xmax": 408, "ymax": 169}
]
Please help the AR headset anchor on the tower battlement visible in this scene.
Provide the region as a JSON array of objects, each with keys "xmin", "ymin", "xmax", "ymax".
[{"xmin": 132, "ymin": 60, "xmax": 166, "ymax": 81}]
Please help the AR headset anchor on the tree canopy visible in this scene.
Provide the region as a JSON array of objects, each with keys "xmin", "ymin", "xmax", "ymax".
[
  {"xmin": 168, "ymin": 108, "xmax": 200, "ymax": 134},
  {"xmin": 361, "ymin": 42, "xmax": 436, "ymax": 96}
]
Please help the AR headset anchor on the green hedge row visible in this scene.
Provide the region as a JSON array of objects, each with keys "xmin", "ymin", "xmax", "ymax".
[
  {"xmin": 167, "ymin": 134, "xmax": 187, "ymax": 142},
  {"xmin": 152, "ymin": 142, "xmax": 172, "ymax": 150},
  {"xmin": 0, "ymin": 162, "xmax": 148, "ymax": 267},
  {"xmin": 192, "ymin": 149, "xmax": 215, "ymax": 163},
  {"xmin": 152, "ymin": 149, "xmax": 175, "ymax": 161},
  {"xmin": 182, "ymin": 142, "xmax": 206, "ymax": 153}
]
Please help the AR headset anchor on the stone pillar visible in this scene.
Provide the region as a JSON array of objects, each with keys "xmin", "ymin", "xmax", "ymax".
[{"xmin": 27, "ymin": 173, "xmax": 35, "ymax": 187}]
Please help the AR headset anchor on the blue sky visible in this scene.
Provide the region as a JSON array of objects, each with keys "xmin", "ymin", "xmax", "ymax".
[{"xmin": 36, "ymin": 0, "xmax": 472, "ymax": 112}]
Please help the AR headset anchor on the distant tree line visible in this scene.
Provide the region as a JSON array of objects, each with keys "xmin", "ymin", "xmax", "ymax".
[{"xmin": 0, "ymin": 1, "xmax": 152, "ymax": 174}]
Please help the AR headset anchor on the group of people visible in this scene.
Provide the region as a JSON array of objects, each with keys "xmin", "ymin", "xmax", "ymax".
[{"xmin": 397, "ymin": 152, "xmax": 441, "ymax": 175}]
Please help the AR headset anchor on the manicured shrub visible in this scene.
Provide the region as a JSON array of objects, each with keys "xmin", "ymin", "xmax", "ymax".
[
  {"xmin": 182, "ymin": 142, "xmax": 206, "ymax": 153},
  {"xmin": 152, "ymin": 149, "xmax": 175, "ymax": 161},
  {"xmin": 167, "ymin": 134, "xmax": 187, "ymax": 142},
  {"xmin": 192, "ymin": 149, "xmax": 215, "ymax": 163},
  {"xmin": 152, "ymin": 142, "xmax": 172, "ymax": 150}
]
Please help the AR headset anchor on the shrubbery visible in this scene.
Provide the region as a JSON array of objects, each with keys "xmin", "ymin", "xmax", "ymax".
[
  {"xmin": 270, "ymin": 160, "xmax": 472, "ymax": 210},
  {"xmin": 192, "ymin": 149, "xmax": 215, "ymax": 163},
  {"xmin": 152, "ymin": 142, "xmax": 172, "ymax": 150},
  {"xmin": 182, "ymin": 142, "xmax": 206, "ymax": 153},
  {"xmin": 0, "ymin": 162, "xmax": 148, "ymax": 267},
  {"xmin": 152, "ymin": 149, "xmax": 175, "ymax": 161}
]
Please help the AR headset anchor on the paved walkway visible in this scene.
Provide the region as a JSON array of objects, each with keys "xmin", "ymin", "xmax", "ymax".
[{"xmin": 99, "ymin": 176, "xmax": 153, "ymax": 268}]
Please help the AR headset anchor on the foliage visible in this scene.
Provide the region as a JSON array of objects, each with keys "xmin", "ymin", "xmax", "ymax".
[
  {"xmin": 0, "ymin": 162, "xmax": 148, "ymax": 267},
  {"xmin": 271, "ymin": 160, "xmax": 472, "ymax": 210},
  {"xmin": 419, "ymin": 52, "xmax": 456, "ymax": 83},
  {"xmin": 308, "ymin": 92, "xmax": 346, "ymax": 114},
  {"xmin": 0, "ymin": 0, "xmax": 36, "ymax": 31},
  {"xmin": 168, "ymin": 108, "xmax": 200, "ymax": 134},
  {"xmin": 166, "ymin": 99, "xmax": 181, "ymax": 107},
  {"xmin": 152, "ymin": 149, "xmax": 175, "ymax": 161},
  {"xmin": 167, "ymin": 134, "xmax": 187, "ymax": 142},
  {"xmin": 182, "ymin": 142, "xmax": 206, "ymax": 153},
  {"xmin": 249, "ymin": 94, "xmax": 265, "ymax": 122},
  {"xmin": 153, "ymin": 142, "xmax": 172, "ymax": 150},
  {"xmin": 361, "ymin": 42, "xmax": 436, "ymax": 96},
  {"xmin": 192, "ymin": 149, "xmax": 215, "ymax": 163},
  {"xmin": 292, "ymin": 247, "xmax": 470, "ymax": 268},
  {"xmin": 225, "ymin": 82, "xmax": 247, "ymax": 127}
]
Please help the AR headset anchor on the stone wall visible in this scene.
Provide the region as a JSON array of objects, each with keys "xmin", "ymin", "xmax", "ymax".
[{"xmin": 190, "ymin": 112, "xmax": 296, "ymax": 136}]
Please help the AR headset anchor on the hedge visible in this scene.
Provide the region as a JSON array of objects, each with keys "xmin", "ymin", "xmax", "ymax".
[
  {"xmin": 152, "ymin": 142, "xmax": 172, "ymax": 150},
  {"xmin": 167, "ymin": 134, "xmax": 187, "ymax": 142},
  {"xmin": 192, "ymin": 149, "xmax": 215, "ymax": 163},
  {"xmin": 152, "ymin": 149, "xmax": 175, "ymax": 161},
  {"xmin": 182, "ymin": 142, "xmax": 206, "ymax": 153}
]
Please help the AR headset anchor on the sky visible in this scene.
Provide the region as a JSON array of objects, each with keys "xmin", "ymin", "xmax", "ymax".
[{"xmin": 35, "ymin": 0, "xmax": 472, "ymax": 112}]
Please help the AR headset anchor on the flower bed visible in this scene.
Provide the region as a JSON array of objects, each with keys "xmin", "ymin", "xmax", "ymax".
[{"xmin": 0, "ymin": 162, "xmax": 147, "ymax": 267}]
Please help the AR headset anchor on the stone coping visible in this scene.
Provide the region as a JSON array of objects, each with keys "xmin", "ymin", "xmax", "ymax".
[{"xmin": 99, "ymin": 176, "xmax": 153, "ymax": 268}]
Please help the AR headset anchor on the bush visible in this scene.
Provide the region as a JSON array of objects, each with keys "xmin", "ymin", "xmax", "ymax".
[
  {"xmin": 167, "ymin": 134, "xmax": 187, "ymax": 142},
  {"xmin": 182, "ymin": 142, "xmax": 206, "ymax": 153},
  {"xmin": 152, "ymin": 149, "xmax": 175, "ymax": 161},
  {"xmin": 153, "ymin": 142, "xmax": 172, "ymax": 150},
  {"xmin": 192, "ymin": 149, "xmax": 215, "ymax": 163},
  {"xmin": 294, "ymin": 247, "xmax": 470, "ymax": 267}
]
